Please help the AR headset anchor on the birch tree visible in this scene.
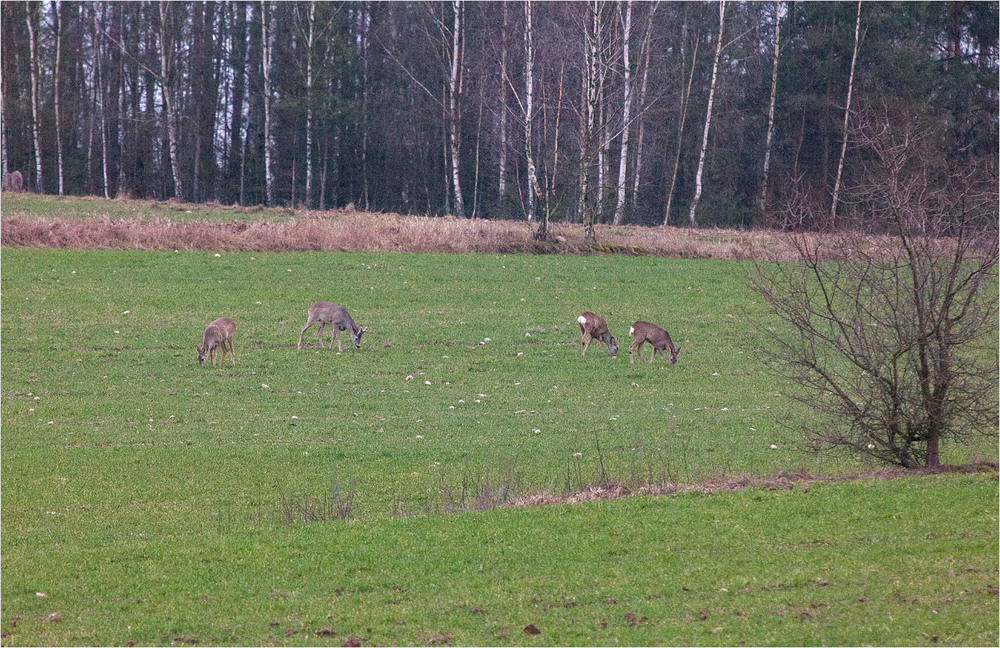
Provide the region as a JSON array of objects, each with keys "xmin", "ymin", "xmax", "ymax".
[
  {"xmin": 302, "ymin": 0, "xmax": 316, "ymax": 207},
  {"xmin": 830, "ymin": 1, "xmax": 861, "ymax": 223},
  {"xmin": 53, "ymin": 0, "xmax": 64, "ymax": 195},
  {"xmin": 498, "ymin": 2, "xmax": 508, "ymax": 207},
  {"xmin": 260, "ymin": 0, "xmax": 273, "ymax": 206},
  {"xmin": 95, "ymin": 5, "xmax": 109, "ymax": 198},
  {"xmin": 524, "ymin": 0, "xmax": 537, "ymax": 225},
  {"xmin": 612, "ymin": 0, "xmax": 633, "ymax": 226},
  {"xmin": 25, "ymin": 0, "xmax": 44, "ymax": 192},
  {"xmin": 629, "ymin": 2, "xmax": 657, "ymax": 213},
  {"xmin": 159, "ymin": 1, "xmax": 183, "ymax": 200},
  {"xmin": 663, "ymin": 8, "xmax": 697, "ymax": 225},
  {"xmin": 448, "ymin": 0, "xmax": 465, "ymax": 218},
  {"xmin": 688, "ymin": 0, "xmax": 726, "ymax": 227},
  {"xmin": 759, "ymin": 1, "xmax": 781, "ymax": 215},
  {"xmin": 578, "ymin": 0, "xmax": 602, "ymax": 242}
]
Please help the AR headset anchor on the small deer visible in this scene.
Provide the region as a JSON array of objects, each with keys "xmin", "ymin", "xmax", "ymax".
[
  {"xmin": 578, "ymin": 312, "xmax": 618, "ymax": 358},
  {"xmin": 3, "ymin": 170, "xmax": 24, "ymax": 193},
  {"xmin": 197, "ymin": 317, "xmax": 236, "ymax": 366},
  {"xmin": 628, "ymin": 321, "xmax": 681, "ymax": 365},
  {"xmin": 297, "ymin": 302, "xmax": 367, "ymax": 352}
]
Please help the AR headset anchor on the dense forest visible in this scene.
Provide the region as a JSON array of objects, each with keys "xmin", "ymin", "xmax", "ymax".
[{"xmin": 1, "ymin": 1, "xmax": 997, "ymax": 230}]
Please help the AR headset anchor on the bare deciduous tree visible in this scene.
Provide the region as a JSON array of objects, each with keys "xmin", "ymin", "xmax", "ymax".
[{"xmin": 748, "ymin": 108, "xmax": 999, "ymax": 469}]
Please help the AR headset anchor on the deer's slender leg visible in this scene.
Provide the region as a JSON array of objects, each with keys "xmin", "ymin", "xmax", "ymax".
[
  {"xmin": 316, "ymin": 323, "xmax": 326, "ymax": 348},
  {"xmin": 298, "ymin": 314, "xmax": 317, "ymax": 349},
  {"xmin": 335, "ymin": 328, "xmax": 343, "ymax": 352},
  {"xmin": 581, "ymin": 333, "xmax": 592, "ymax": 357},
  {"xmin": 229, "ymin": 339, "xmax": 236, "ymax": 366}
]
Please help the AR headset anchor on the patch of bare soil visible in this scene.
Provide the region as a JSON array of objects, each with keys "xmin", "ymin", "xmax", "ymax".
[{"xmin": 508, "ymin": 463, "xmax": 998, "ymax": 509}]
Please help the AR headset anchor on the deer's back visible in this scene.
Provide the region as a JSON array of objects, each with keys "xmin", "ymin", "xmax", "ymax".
[
  {"xmin": 208, "ymin": 317, "xmax": 236, "ymax": 338},
  {"xmin": 579, "ymin": 312, "xmax": 609, "ymax": 335},
  {"xmin": 309, "ymin": 301, "xmax": 351, "ymax": 324},
  {"xmin": 630, "ymin": 321, "xmax": 668, "ymax": 341}
]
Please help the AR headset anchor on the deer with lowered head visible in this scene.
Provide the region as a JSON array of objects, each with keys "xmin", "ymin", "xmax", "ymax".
[
  {"xmin": 297, "ymin": 302, "xmax": 367, "ymax": 352},
  {"xmin": 197, "ymin": 317, "xmax": 236, "ymax": 366},
  {"xmin": 628, "ymin": 321, "xmax": 680, "ymax": 365},
  {"xmin": 577, "ymin": 311, "xmax": 618, "ymax": 358}
]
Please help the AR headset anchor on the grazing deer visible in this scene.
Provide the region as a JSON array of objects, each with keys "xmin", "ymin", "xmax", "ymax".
[
  {"xmin": 628, "ymin": 321, "xmax": 681, "ymax": 365},
  {"xmin": 3, "ymin": 170, "xmax": 24, "ymax": 192},
  {"xmin": 578, "ymin": 311, "xmax": 618, "ymax": 358},
  {"xmin": 197, "ymin": 317, "xmax": 236, "ymax": 367},
  {"xmin": 297, "ymin": 302, "xmax": 367, "ymax": 352}
]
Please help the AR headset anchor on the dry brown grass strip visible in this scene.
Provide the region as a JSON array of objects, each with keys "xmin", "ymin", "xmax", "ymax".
[
  {"xmin": 1, "ymin": 209, "xmax": 810, "ymax": 260},
  {"xmin": 507, "ymin": 462, "xmax": 998, "ymax": 509}
]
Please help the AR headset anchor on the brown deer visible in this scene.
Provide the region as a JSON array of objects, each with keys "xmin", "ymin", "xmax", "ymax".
[
  {"xmin": 628, "ymin": 321, "xmax": 680, "ymax": 365},
  {"xmin": 298, "ymin": 302, "xmax": 367, "ymax": 352},
  {"xmin": 3, "ymin": 170, "xmax": 24, "ymax": 192},
  {"xmin": 197, "ymin": 317, "xmax": 236, "ymax": 366},
  {"xmin": 577, "ymin": 312, "xmax": 618, "ymax": 358}
]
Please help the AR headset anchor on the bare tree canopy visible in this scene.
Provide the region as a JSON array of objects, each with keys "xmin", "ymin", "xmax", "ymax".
[
  {"xmin": 747, "ymin": 106, "xmax": 999, "ymax": 469},
  {"xmin": 1, "ymin": 2, "xmax": 996, "ymax": 230}
]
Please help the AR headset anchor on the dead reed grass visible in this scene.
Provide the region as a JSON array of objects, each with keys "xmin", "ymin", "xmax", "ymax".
[
  {"xmin": 1, "ymin": 207, "xmax": 810, "ymax": 260},
  {"xmin": 509, "ymin": 462, "xmax": 999, "ymax": 509}
]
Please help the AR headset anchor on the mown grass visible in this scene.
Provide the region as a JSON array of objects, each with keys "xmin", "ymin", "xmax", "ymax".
[{"xmin": 2, "ymin": 247, "xmax": 997, "ymax": 645}]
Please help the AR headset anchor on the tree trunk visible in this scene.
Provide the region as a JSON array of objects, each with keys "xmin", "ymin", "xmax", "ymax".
[
  {"xmin": 612, "ymin": 0, "xmax": 633, "ymax": 226},
  {"xmin": 759, "ymin": 1, "xmax": 781, "ymax": 215},
  {"xmin": 498, "ymin": 2, "xmax": 508, "ymax": 207},
  {"xmin": 831, "ymin": 1, "xmax": 861, "ymax": 224},
  {"xmin": 260, "ymin": 0, "xmax": 273, "ymax": 206},
  {"xmin": 95, "ymin": 5, "xmax": 109, "ymax": 198},
  {"xmin": 360, "ymin": 2, "xmax": 371, "ymax": 211},
  {"xmin": 579, "ymin": 0, "xmax": 600, "ymax": 242},
  {"xmin": 159, "ymin": 1, "xmax": 183, "ymax": 200},
  {"xmin": 26, "ymin": 0, "xmax": 44, "ymax": 193},
  {"xmin": 0, "ymin": 89, "xmax": 7, "ymax": 176},
  {"xmin": 54, "ymin": 0, "xmax": 64, "ymax": 195},
  {"xmin": 688, "ymin": 0, "xmax": 726, "ymax": 227},
  {"xmin": 664, "ymin": 9, "xmax": 697, "ymax": 225},
  {"xmin": 524, "ymin": 0, "xmax": 538, "ymax": 225},
  {"xmin": 449, "ymin": 0, "xmax": 465, "ymax": 218},
  {"xmin": 630, "ymin": 2, "xmax": 657, "ymax": 214},
  {"xmin": 305, "ymin": 0, "xmax": 316, "ymax": 208}
]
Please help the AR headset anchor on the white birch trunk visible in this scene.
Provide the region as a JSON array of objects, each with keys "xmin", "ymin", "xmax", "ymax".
[
  {"xmin": 630, "ymin": 2, "xmax": 656, "ymax": 211},
  {"xmin": 361, "ymin": 2, "xmax": 371, "ymax": 210},
  {"xmin": 260, "ymin": 0, "xmax": 273, "ymax": 206},
  {"xmin": 159, "ymin": 1, "xmax": 183, "ymax": 200},
  {"xmin": 578, "ymin": 1, "xmax": 600, "ymax": 239},
  {"xmin": 26, "ymin": 1, "xmax": 44, "ymax": 193},
  {"xmin": 831, "ymin": 1, "xmax": 861, "ymax": 223},
  {"xmin": 759, "ymin": 1, "xmax": 781, "ymax": 215},
  {"xmin": 1, "ymin": 89, "xmax": 8, "ymax": 175},
  {"xmin": 449, "ymin": 0, "xmax": 465, "ymax": 218},
  {"xmin": 524, "ymin": 0, "xmax": 537, "ymax": 223},
  {"xmin": 305, "ymin": 0, "xmax": 315, "ymax": 208},
  {"xmin": 612, "ymin": 0, "xmax": 633, "ymax": 226},
  {"xmin": 688, "ymin": 0, "xmax": 726, "ymax": 227},
  {"xmin": 54, "ymin": 0, "xmax": 64, "ymax": 195},
  {"xmin": 498, "ymin": 3, "xmax": 508, "ymax": 206},
  {"xmin": 95, "ymin": 7, "xmax": 109, "ymax": 198}
]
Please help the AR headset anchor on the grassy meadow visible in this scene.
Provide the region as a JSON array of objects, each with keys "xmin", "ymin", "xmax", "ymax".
[{"xmin": 2, "ymin": 242, "xmax": 997, "ymax": 645}]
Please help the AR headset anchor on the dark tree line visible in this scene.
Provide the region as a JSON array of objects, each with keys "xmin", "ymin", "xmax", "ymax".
[{"xmin": 2, "ymin": 1, "xmax": 997, "ymax": 229}]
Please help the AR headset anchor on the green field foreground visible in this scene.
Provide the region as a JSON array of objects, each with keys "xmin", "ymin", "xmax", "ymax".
[{"xmin": 2, "ymin": 248, "xmax": 997, "ymax": 645}]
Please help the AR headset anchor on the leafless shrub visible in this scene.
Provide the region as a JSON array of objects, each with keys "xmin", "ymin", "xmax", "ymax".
[
  {"xmin": 277, "ymin": 479, "xmax": 355, "ymax": 524},
  {"xmin": 747, "ymin": 107, "xmax": 999, "ymax": 469}
]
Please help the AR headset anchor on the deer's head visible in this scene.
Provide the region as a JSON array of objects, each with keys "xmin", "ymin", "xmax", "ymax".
[
  {"xmin": 196, "ymin": 345, "xmax": 207, "ymax": 365},
  {"xmin": 669, "ymin": 345, "xmax": 681, "ymax": 364},
  {"xmin": 608, "ymin": 336, "xmax": 619, "ymax": 358},
  {"xmin": 351, "ymin": 326, "xmax": 368, "ymax": 348}
]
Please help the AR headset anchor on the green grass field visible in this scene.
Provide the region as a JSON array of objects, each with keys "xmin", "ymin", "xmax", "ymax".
[{"xmin": 2, "ymin": 247, "xmax": 997, "ymax": 645}]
